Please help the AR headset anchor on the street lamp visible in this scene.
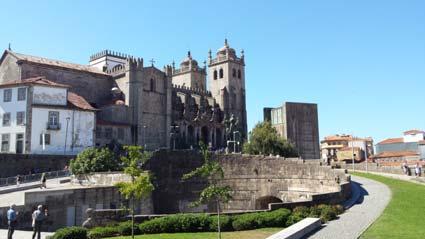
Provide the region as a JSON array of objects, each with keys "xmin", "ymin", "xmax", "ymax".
[
  {"xmin": 233, "ymin": 131, "xmax": 240, "ymax": 153},
  {"xmin": 64, "ymin": 117, "xmax": 70, "ymax": 154},
  {"xmin": 143, "ymin": 125, "xmax": 147, "ymax": 150}
]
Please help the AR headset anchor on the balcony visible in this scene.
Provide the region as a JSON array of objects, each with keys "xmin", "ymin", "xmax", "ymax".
[{"xmin": 46, "ymin": 122, "xmax": 61, "ymax": 130}]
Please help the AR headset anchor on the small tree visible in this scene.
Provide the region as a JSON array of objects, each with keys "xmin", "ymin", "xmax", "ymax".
[
  {"xmin": 182, "ymin": 142, "xmax": 231, "ymax": 239},
  {"xmin": 70, "ymin": 147, "xmax": 120, "ymax": 175},
  {"xmin": 243, "ymin": 121, "xmax": 299, "ymax": 157},
  {"xmin": 115, "ymin": 146, "xmax": 154, "ymax": 239}
]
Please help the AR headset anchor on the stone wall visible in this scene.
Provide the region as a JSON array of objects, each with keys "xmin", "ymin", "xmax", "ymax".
[
  {"xmin": 0, "ymin": 154, "xmax": 72, "ymax": 177},
  {"xmin": 339, "ymin": 161, "xmax": 424, "ymax": 176},
  {"xmin": 0, "ymin": 186, "xmax": 153, "ymax": 231},
  {"xmin": 146, "ymin": 150, "xmax": 350, "ymax": 214}
]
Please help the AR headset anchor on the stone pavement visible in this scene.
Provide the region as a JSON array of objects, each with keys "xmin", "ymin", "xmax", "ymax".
[
  {"xmin": 307, "ymin": 175, "xmax": 391, "ymax": 239},
  {"xmin": 0, "ymin": 229, "xmax": 53, "ymax": 239}
]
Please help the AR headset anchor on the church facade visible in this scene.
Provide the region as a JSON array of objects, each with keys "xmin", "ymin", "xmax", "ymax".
[{"xmin": 0, "ymin": 40, "xmax": 247, "ymax": 152}]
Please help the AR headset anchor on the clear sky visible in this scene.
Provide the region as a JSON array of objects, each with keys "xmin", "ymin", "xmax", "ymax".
[{"xmin": 1, "ymin": 0, "xmax": 424, "ymax": 143}]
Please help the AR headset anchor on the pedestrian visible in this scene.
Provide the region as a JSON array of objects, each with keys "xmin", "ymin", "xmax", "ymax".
[
  {"xmin": 16, "ymin": 175, "xmax": 21, "ymax": 187},
  {"xmin": 7, "ymin": 204, "xmax": 17, "ymax": 239},
  {"xmin": 402, "ymin": 161, "xmax": 408, "ymax": 175},
  {"xmin": 415, "ymin": 163, "xmax": 422, "ymax": 177},
  {"xmin": 40, "ymin": 173, "xmax": 46, "ymax": 189},
  {"xmin": 32, "ymin": 205, "xmax": 48, "ymax": 239}
]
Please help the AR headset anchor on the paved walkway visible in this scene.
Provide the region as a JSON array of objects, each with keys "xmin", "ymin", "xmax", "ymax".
[
  {"xmin": 0, "ymin": 229, "xmax": 53, "ymax": 239},
  {"xmin": 307, "ymin": 175, "xmax": 391, "ymax": 239}
]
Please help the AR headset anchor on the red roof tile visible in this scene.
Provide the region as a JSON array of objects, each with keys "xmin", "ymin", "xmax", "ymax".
[
  {"xmin": 372, "ymin": 151, "xmax": 419, "ymax": 158},
  {"xmin": 67, "ymin": 92, "xmax": 97, "ymax": 111},
  {"xmin": 8, "ymin": 50, "xmax": 109, "ymax": 76},
  {"xmin": 377, "ymin": 137, "xmax": 404, "ymax": 145},
  {"xmin": 0, "ymin": 76, "xmax": 70, "ymax": 88}
]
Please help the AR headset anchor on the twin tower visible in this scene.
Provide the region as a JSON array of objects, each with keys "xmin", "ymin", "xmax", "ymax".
[{"xmin": 171, "ymin": 39, "xmax": 247, "ymax": 135}]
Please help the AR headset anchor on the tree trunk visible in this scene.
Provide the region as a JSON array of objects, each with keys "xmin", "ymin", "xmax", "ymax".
[{"xmin": 217, "ymin": 199, "xmax": 221, "ymax": 239}]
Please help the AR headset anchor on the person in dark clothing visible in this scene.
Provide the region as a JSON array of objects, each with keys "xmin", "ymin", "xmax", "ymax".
[
  {"xmin": 7, "ymin": 204, "xmax": 17, "ymax": 239},
  {"xmin": 40, "ymin": 173, "xmax": 47, "ymax": 189},
  {"xmin": 32, "ymin": 205, "xmax": 48, "ymax": 239}
]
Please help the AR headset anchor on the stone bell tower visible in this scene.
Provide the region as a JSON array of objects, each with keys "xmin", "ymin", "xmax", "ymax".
[
  {"xmin": 172, "ymin": 51, "xmax": 207, "ymax": 90},
  {"xmin": 208, "ymin": 39, "xmax": 247, "ymax": 139}
]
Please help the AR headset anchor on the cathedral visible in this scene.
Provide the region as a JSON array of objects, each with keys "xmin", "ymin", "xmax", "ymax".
[{"xmin": 0, "ymin": 40, "xmax": 247, "ymax": 151}]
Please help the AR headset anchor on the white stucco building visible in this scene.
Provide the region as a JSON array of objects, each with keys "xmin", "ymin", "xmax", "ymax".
[{"xmin": 0, "ymin": 76, "xmax": 96, "ymax": 155}]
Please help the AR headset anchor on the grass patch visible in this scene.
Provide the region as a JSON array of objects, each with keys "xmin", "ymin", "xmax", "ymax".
[
  {"xmin": 106, "ymin": 227, "xmax": 282, "ymax": 239},
  {"xmin": 353, "ymin": 172, "xmax": 425, "ymax": 239}
]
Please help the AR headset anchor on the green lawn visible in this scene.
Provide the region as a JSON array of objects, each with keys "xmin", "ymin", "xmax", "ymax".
[
  {"xmin": 107, "ymin": 227, "xmax": 282, "ymax": 239},
  {"xmin": 353, "ymin": 172, "xmax": 425, "ymax": 239}
]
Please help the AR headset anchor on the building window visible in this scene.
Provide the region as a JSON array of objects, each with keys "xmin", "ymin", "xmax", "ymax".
[
  {"xmin": 96, "ymin": 127, "xmax": 102, "ymax": 139},
  {"xmin": 2, "ymin": 113, "xmax": 10, "ymax": 126},
  {"xmin": 117, "ymin": 128, "xmax": 124, "ymax": 140},
  {"xmin": 1, "ymin": 134, "xmax": 10, "ymax": 152},
  {"xmin": 16, "ymin": 112, "xmax": 25, "ymax": 125},
  {"xmin": 3, "ymin": 89, "xmax": 12, "ymax": 102},
  {"xmin": 48, "ymin": 111, "xmax": 60, "ymax": 126},
  {"xmin": 105, "ymin": 128, "xmax": 113, "ymax": 138},
  {"xmin": 39, "ymin": 133, "xmax": 51, "ymax": 145},
  {"xmin": 17, "ymin": 88, "xmax": 26, "ymax": 101},
  {"xmin": 219, "ymin": 69, "xmax": 224, "ymax": 79},
  {"xmin": 213, "ymin": 70, "xmax": 218, "ymax": 80},
  {"xmin": 238, "ymin": 69, "xmax": 241, "ymax": 79},
  {"xmin": 232, "ymin": 68, "xmax": 236, "ymax": 77},
  {"xmin": 150, "ymin": 78, "xmax": 156, "ymax": 92}
]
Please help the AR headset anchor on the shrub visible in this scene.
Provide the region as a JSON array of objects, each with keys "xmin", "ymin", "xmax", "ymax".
[
  {"xmin": 139, "ymin": 214, "xmax": 211, "ymax": 234},
  {"xmin": 333, "ymin": 204, "xmax": 344, "ymax": 215},
  {"xmin": 87, "ymin": 227, "xmax": 119, "ymax": 239},
  {"xmin": 286, "ymin": 212, "xmax": 304, "ymax": 227},
  {"xmin": 53, "ymin": 227, "xmax": 87, "ymax": 239},
  {"xmin": 308, "ymin": 206, "xmax": 321, "ymax": 218},
  {"xmin": 292, "ymin": 206, "xmax": 310, "ymax": 218},
  {"xmin": 208, "ymin": 215, "xmax": 233, "ymax": 232},
  {"xmin": 70, "ymin": 147, "xmax": 120, "ymax": 175},
  {"xmin": 261, "ymin": 208, "xmax": 291, "ymax": 227},
  {"xmin": 318, "ymin": 205, "xmax": 337, "ymax": 222},
  {"xmin": 117, "ymin": 221, "xmax": 141, "ymax": 235}
]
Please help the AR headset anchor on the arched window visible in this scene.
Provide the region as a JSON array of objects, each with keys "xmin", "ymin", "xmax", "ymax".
[
  {"xmin": 150, "ymin": 78, "xmax": 155, "ymax": 92},
  {"xmin": 213, "ymin": 70, "xmax": 218, "ymax": 80},
  {"xmin": 237, "ymin": 69, "xmax": 241, "ymax": 79},
  {"xmin": 232, "ymin": 68, "xmax": 236, "ymax": 77},
  {"xmin": 219, "ymin": 68, "xmax": 224, "ymax": 79}
]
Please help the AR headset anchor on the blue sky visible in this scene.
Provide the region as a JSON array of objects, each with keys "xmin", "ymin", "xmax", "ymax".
[{"xmin": 1, "ymin": 0, "xmax": 424, "ymax": 143}]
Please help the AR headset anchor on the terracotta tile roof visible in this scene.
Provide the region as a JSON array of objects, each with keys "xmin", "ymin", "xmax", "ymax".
[
  {"xmin": 419, "ymin": 140, "xmax": 425, "ymax": 145},
  {"xmin": 322, "ymin": 134, "xmax": 373, "ymax": 143},
  {"xmin": 67, "ymin": 92, "xmax": 97, "ymax": 111},
  {"xmin": 0, "ymin": 76, "xmax": 70, "ymax": 88},
  {"xmin": 377, "ymin": 137, "xmax": 404, "ymax": 145},
  {"xmin": 403, "ymin": 129, "xmax": 424, "ymax": 135},
  {"xmin": 7, "ymin": 50, "xmax": 109, "ymax": 76},
  {"xmin": 372, "ymin": 151, "xmax": 419, "ymax": 159}
]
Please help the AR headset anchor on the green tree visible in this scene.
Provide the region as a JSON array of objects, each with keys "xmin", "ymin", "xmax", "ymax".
[
  {"xmin": 70, "ymin": 147, "xmax": 120, "ymax": 175},
  {"xmin": 115, "ymin": 146, "xmax": 154, "ymax": 239},
  {"xmin": 182, "ymin": 142, "xmax": 232, "ymax": 239},
  {"xmin": 242, "ymin": 121, "xmax": 298, "ymax": 157}
]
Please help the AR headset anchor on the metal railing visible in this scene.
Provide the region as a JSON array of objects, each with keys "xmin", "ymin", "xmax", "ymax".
[{"xmin": 0, "ymin": 170, "xmax": 70, "ymax": 187}]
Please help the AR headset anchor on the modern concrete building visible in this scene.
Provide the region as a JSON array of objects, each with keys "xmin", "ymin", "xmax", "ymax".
[
  {"xmin": 0, "ymin": 77, "xmax": 96, "ymax": 155},
  {"xmin": 264, "ymin": 102, "xmax": 320, "ymax": 159}
]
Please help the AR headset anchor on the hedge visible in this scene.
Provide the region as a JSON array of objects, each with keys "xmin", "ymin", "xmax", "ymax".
[{"xmin": 52, "ymin": 204, "xmax": 344, "ymax": 238}]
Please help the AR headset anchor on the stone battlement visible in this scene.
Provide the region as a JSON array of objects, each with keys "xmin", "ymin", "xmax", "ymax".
[{"xmin": 172, "ymin": 83, "xmax": 212, "ymax": 96}]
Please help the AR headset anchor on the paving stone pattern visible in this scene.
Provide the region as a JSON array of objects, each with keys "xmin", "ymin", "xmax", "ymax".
[{"xmin": 308, "ymin": 175, "xmax": 391, "ymax": 239}]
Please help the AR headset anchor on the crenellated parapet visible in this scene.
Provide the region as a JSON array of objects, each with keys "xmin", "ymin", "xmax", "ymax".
[
  {"xmin": 172, "ymin": 84, "xmax": 212, "ymax": 97},
  {"xmin": 90, "ymin": 50, "xmax": 134, "ymax": 62}
]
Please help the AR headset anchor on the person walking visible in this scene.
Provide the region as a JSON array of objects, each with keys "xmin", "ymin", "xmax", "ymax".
[
  {"xmin": 40, "ymin": 173, "xmax": 47, "ymax": 189},
  {"xmin": 415, "ymin": 163, "xmax": 422, "ymax": 177},
  {"xmin": 32, "ymin": 205, "xmax": 48, "ymax": 239},
  {"xmin": 402, "ymin": 160, "xmax": 408, "ymax": 175},
  {"xmin": 16, "ymin": 175, "xmax": 21, "ymax": 187},
  {"xmin": 7, "ymin": 204, "xmax": 17, "ymax": 239}
]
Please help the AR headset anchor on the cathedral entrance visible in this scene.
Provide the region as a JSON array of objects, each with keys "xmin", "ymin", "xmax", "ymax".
[{"xmin": 201, "ymin": 126, "xmax": 209, "ymax": 145}]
